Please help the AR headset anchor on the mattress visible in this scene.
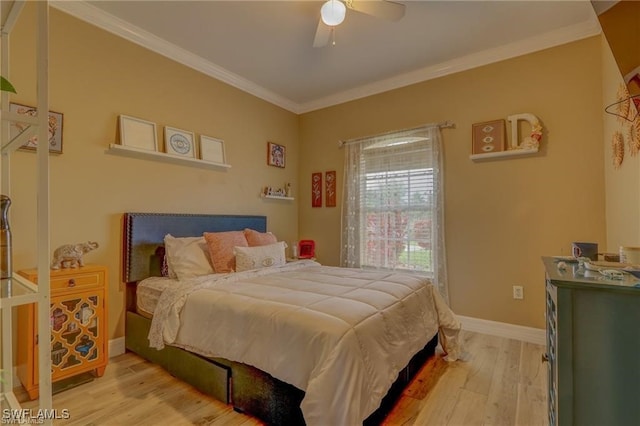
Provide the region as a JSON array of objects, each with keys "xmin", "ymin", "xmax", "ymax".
[
  {"xmin": 148, "ymin": 260, "xmax": 461, "ymax": 426},
  {"xmin": 136, "ymin": 276, "xmax": 179, "ymax": 318}
]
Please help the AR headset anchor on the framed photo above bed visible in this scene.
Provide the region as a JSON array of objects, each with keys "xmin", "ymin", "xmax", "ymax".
[
  {"xmin": 164, "ymin": 126, "xmax": 196, "ymax": 158},
  {"xmin": 119, "ymin": 115, "xmax": 158, "ymax": 152},
  {"xmin": 199, "ymin": 135, "xmax": 226, "ymax": 164}
]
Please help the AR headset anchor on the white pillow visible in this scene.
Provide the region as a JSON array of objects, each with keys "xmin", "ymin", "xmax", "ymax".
[
  {"xmin": 234, "ymin": 241, "xmax": 287, "ymax": 272},
  {"xmin": 164, "ymin": 234, "xmax": 215, "ymax": 280}
]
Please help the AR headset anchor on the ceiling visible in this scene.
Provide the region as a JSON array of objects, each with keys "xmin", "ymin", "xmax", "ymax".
[{"xmin": 52, "ymin": 1, "xmax": 602, "ymax": 113}]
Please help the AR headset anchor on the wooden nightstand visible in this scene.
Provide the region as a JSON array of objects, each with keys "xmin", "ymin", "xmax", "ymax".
[{"xmin": 16, "ymin": 264, "xmax": 109, "ymax": 400}]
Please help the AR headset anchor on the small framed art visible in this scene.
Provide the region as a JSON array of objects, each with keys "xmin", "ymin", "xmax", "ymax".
[
  {"xmin": 325, "ymin": 170, "xmax": 336, "ymax": 207},
  {"xmin": 472, "ymin": 119, "xmax": 505, "ymax": 155},
  {"xmin": 164, "ymin": 126, "xmax": 195, "ymax": 158},
  {"xmin": 312, "ymin": 172, "xmax": 322, "ymax": 208},
  {"xmin": 267, "ymin": 142, "xmax": 285, "ymax": 168},
  {"xmin": 200, "ymin": 135, "xmax": 226, "ymax": 164},
  {"xmin": 119, "ymin": 115, "xmax": 158, "ymax": 152},
  {"xmin": 10, "ymin": 102, "xmax": 64, "ymax": 154}
]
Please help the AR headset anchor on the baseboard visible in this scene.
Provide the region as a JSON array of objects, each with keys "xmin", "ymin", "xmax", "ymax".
[
  {"xmin": 109, "ymin": 337, "xmax": 126, "ymax": 357},
  {"xmin": 458, "ymin": 315, "xmax": 546, "ymax": 345}
]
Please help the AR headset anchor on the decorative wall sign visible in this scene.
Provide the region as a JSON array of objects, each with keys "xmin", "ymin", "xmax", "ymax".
[
  {"xmin": 164, "ymin": 126, "xmax": 195, "ymax": 158},
  {"xmin": 10, "ymin": 102, "xmax": 64, "ymax": 154},
  {"xmin": 471, "ymin": 119, "xmax": 505, "ymax": 155},
  {"xmin": 312, "ymin": 172, "xmax": 322, "ymax": 208},
  {"xmin": 325, "ymin": 171, "xmax": 336, "ymax": 207},
  {"xmin": 506, "ymin": 113, "xmax": 542, "ymax": 150},
  {"xmin": 267, "ymin": 142, "xmax": 285, "ymax": 168}
]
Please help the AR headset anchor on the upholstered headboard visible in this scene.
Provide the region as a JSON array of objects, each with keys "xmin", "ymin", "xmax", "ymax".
[{"xmin": 122, "ymin": 213, "xmax": 267, "ymax": 283}]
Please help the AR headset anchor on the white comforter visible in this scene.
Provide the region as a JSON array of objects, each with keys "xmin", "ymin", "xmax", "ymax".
[{"xmin": 149, "ymin": 260, "xmax": 461, "ymax": 425}]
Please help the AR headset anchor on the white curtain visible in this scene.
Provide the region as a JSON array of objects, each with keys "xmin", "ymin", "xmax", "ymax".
[{"xmin": 340, "ymin": 124, "xmax": 449, "ymax": 303}]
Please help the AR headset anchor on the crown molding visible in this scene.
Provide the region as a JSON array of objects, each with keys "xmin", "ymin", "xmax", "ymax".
[
  {"xmin": 51, "ymin": 1, "xmax": 601, "ymax": 115},
  {"xmin": 50, "ymin": 1, "xmax": 300, "ymax": 113},
  {"xmin": 297, "ymin": 18, "xmax": 602, "ymax": 113}
]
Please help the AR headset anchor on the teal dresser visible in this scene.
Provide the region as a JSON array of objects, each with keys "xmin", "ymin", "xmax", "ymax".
[{"xmin": 542, "ymin": 257, "xmax": 640, "ymax": 426}]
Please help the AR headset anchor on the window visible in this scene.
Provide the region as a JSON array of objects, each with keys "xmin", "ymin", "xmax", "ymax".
[
  {"xmin": 341, "ymin": 124, "xmax": 448, "ymax": 300},
  {"xmin": 362, "ymin": 148, "xmax": 434, "ymax": 271}
]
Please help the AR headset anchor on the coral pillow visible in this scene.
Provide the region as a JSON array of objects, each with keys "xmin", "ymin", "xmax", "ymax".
[
  {"xmin": 244, "ymin": 228, "xmax": 278, "ymax": 247},
  {"xmin": 204, "ymin": 231, "xmax": 248, "ymax": 273},
  {"xmin": 234, "ymin": 242, "xmax": 287, "ymax": 272}
]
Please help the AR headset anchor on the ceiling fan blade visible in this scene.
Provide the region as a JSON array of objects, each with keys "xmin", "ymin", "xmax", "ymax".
[
  {"xmin": 348, "ymin": 0, "xmax": 405, "ymax": 21},
  {"xmin": 313, "ymin": 19, "xmax": 331, "ymax": 48}
]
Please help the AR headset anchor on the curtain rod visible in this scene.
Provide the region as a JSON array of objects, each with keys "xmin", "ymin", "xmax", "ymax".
[{"xmin": 338, "ymin": 120, "xmax": 456, "ymax": 148}]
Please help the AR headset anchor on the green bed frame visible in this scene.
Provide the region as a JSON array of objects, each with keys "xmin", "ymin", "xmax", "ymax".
[{"xmin": 122, "ymin": 212, "xmax": 438, "ymax": 425}]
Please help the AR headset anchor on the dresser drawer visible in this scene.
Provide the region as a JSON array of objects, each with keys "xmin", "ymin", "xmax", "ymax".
[{"xmin": 51, "ymin": 271, "xmax": 102, "ymax": 291}]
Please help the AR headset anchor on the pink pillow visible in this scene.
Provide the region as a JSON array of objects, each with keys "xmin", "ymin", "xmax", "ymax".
[
  {"xmin": 204, "ymin": 231, "xmax": 248, "ymax": 273},
  {"xmin": 244, "ymin": 228, "xmax": 277, "ymax": 247}
]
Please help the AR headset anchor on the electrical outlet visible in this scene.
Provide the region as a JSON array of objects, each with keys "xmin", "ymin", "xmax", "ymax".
[{"xmin": 513, "ymin": 285, "xmax": 524, "ymax": 300}]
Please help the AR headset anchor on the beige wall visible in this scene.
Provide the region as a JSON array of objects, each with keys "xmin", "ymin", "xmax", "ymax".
[
  {"xmin": 601, "ymin": 36, "xmax": 640, "ymax": 251},
  {"xmin": 8, "ymin": 6, "xmax": 300, "ymax": 340},
  {"xmin": 5, "ymin": 5, "xmax": 611, "ymax": 337},
  {"xmin": 300, "ymin": 37, "xmax": 606, "ymax": 329}
]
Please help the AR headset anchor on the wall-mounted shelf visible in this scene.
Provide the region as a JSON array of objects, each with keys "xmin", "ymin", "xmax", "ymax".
[
  {"xmin": 261, "ymin": 194, "xmax": 294, "ymax": 201},
  {"xmin": 107, "ymin": 144, "xmax": 231, "ymax": 170},
  {"xmin": 469, "ymin": 147, "xmax": 538, "ymax": 161}
]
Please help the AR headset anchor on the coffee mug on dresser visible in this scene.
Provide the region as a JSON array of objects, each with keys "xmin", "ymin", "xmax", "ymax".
[
  {"xmin": 620, "ymin": 246, "xmax": 640, "ymax": 265},
  {"xmin": 572, "ymin": 242, "xmax": 598, "ymax": 261}
]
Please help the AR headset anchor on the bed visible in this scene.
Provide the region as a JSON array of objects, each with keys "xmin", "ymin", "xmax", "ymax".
[{"xmin": 122, "ymin": 212, "xmax": 461, "ymax": 425}]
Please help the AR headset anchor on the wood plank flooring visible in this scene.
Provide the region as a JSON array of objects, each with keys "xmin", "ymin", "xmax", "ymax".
[{"xmin": 18, "ymin": 330, "xmax": 548, "ymax": 425}]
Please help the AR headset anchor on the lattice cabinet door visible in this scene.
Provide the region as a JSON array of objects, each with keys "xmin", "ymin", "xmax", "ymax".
[
  {"xmin": 48, "ymin": 289, "xmax": 106, "ymax": 378},
  {"xmin": 17, "ymin": 265, "xmax": 108, "ymax": 400}
]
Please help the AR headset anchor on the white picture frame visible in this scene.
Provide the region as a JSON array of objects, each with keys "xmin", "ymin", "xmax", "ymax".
[
  {"xmin": 199, "ymin": 135, "xmax": 226, "ymax": 164},
  {"xmin": 164, "ymin": 126, "xmax": 196, "ymax": 158},
  {"xmin": 119, "ymin": 115, "xmax": 158, "ymax": 152}
]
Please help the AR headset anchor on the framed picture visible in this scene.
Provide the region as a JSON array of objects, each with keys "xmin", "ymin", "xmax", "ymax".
[
  {"xmin": 9, "ymin": 102, "xmax": 63, "ymax": 154},
  {"xmin": 312, "ymin": 172, "xmax": 322, "ymax": 208},
  {"xmin": 199, "ymin": 135, "xmax": 226, "ymax": 164},
  {"xmin": 119, "ymin": 115, "xmax": 158, "ymax": 152},
  {"xmin": 472, "ymin": 119, "xmax": 505, "ymax": 155},
  {"xmin": 267, "ymin": 142, "xmax": 285, "ymax": 168},
  {"xmin": 164, "ymin": 126, "xmax": 195, "ymax": 158},
  {"xmin": 325, "ymin": 170, "xmax": 336, "ymax": 207}
]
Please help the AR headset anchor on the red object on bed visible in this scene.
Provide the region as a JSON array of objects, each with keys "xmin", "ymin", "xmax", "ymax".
[{"xmin": 298, "ymin": 240, "xmax": 315, "ymax": 259}]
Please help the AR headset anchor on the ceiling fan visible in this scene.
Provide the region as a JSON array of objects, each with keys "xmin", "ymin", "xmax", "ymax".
[{"xmin": 313, "ymin": 0, "xmax": 406, "ymax": 47}]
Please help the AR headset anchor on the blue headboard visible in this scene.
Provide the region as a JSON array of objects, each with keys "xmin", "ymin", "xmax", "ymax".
[{"xmin": 122, "ymin": 213, "xmax": 267, "ymax": 283}]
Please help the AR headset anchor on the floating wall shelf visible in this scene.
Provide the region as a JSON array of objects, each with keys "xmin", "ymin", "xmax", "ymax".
[
  {"xmin": 107, "ymin": 144, "xmax": 231, "ymax": 170},
  {"xmin": 469, "ymin": 147, "xmax": 538, "ymax": 162},
  {"xmin": 261, "ymin": 194, "xmax": 294, "ymax": 201}
]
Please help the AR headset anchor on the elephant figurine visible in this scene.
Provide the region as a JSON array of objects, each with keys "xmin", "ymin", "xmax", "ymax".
[{"xmin": 50, "ymin": 241, "xmax": 99, "ymax": 269}]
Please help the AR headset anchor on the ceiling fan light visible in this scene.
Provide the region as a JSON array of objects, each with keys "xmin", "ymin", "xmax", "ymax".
[{"xmin": 321, "ymin": 0, "xmax": 346, "ymax": 27}]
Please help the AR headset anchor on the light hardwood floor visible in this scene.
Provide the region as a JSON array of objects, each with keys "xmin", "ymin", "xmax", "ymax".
[{"xmin": 19, "ymin": 330, "xmax": 548, "ymax": 425}]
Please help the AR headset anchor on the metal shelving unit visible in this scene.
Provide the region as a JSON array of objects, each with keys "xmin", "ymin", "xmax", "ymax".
[{"xmin": 0, "ymin": 1, "xmax": 52, "ymax": 422}]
